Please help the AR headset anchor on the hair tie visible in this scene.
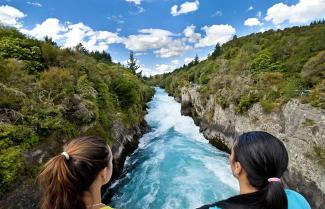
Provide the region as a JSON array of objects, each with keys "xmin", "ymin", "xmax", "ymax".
[
  {"xmin": 268, "ymin": 177, "xmax": 281, "ymax": 182},
  {"xmin": 61, "ymin": 151, "xmax": 70, "ymax": 160}
]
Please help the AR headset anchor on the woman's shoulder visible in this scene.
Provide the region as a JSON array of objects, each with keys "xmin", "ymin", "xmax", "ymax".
[
  {"xmin": 100, "ymin": 206, "xmax": 114, "ymax": 209},
  {"xmin": 285, "ymin": 189, "xmax": 311, "ymax": 209}
]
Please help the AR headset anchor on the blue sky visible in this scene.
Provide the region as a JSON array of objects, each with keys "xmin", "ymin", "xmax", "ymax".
[{"xmin": 0, "ymin": 0, "xmax": 324, "ymax": 75}]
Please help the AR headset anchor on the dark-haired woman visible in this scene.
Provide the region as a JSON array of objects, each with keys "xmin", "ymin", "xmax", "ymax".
[
  {"xmin": 38, "ymin": 136, "xmax": 114, "ymax": 209},
  {"xmin": 197, "ymin": 131, "xmax": 311, "ymax": 209}
]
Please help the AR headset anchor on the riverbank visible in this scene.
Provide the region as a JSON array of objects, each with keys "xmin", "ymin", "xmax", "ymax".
[
  {"xmin": 177, "ymin": 86, "xmax": 325, "ymax": 209},
  {"xmin": 0, "ymin": 117, "xmax": 151, "ymax": 209},
  {"xmin": 0, "ymin": 26, "xmax": 155, "ymax": 208}
]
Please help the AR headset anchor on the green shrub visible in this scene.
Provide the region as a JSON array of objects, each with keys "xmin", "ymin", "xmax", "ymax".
[
  {"xmin": 0, "ymin": 26, "xmax": 154, "ymax": 196},
  {"xmin": 77, "ymin": 75, "xmax": 98, "ymax": 99},
  {"xmin": 0, "ymin": 147, "xmax": 23, "ymax": 194},
  {"xmin": 283, "ymin": 76, "xmax": 304, "ymax": 99},
  {"xmin": 41, "ymin": 43, "xmax": 59, "ymax": 67},
  {"xmin": 0, "ymin": 124, "xmax": 39, "ymax": 150},
  {"xmin": 305, "ymin": 80, "xmax": 325, "ymax": 108},
  {"xmin": 235, "ymin": 94, "xmax": 260, "ymax": 114},
  {"xmin": 38, "ymin": 67, "xmax": 75, "ymax": 103},
  {"xmin": 260, "ymin": 100, "xmax": 276, "ymax": 113},
  {"xmin": 251, "ymin": 50, "xmax": 272, "ymax": 72},
  {"xmin": 112, "ymin": 76, "xmax": 137, "ymax": 107},
  {"xmin": 301, "ymin": 50, "xmax": 325, "ymax": 85}
]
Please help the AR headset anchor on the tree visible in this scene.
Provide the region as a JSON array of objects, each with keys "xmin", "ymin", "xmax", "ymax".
[
  {"xmin": 89, "ymin": 50, "xmax": 112, "ymax": 63},
  {"xmin": 44, "ymin": 36, "xmax": 57, "ymax": 47},
  {"xmin": 194, "ymin": 54, "xmax": 199, "ymax": 65},
  {"xmin": 75, "ymin": 43, "xmax": 88, "ymax": 55},
  {"xmin": 127, "ymin": 51, "xmax": 139, "ymax": 75},
  {"xmin": 211, "ymin": 43, "xmax": 222, "ymax": 58}
]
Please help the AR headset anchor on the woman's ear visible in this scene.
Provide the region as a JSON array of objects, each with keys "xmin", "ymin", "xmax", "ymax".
[
  {"xmin": 233, "ymin": 161, "xmax": 242, "ymax": 178},
  {"xmin": 99, "ymin": 167, "xmax": 109, "ymax": 185}
]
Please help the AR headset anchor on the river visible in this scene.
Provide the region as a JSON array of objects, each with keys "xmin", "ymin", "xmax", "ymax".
[{"xmin": 108, "ymin": 87, "xmax": 239, "ymax": 209}]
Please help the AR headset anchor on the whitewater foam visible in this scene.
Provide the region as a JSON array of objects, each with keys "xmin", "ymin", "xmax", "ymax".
[{"xmin": 108, "ymin": 88, "xmax": 239, "ymax": 209}]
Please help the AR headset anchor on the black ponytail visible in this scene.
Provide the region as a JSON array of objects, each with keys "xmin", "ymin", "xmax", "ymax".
[
  {"xmin": 234, "ymin": 131, "xmax": 288, "ymax": 209},
  {"xmin": 265, "ymin": 181, "xmax": 287, "ymax": 209}
]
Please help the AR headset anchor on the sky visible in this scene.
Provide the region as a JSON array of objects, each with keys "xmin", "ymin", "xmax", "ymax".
[{"xmin": 0, "ymin": 0, "xmax": 325, "ymax": 75}]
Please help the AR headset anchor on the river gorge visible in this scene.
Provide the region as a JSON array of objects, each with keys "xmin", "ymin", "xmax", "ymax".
[{"xmin": 106, "ymin": 88, "xmax": 239, "ymax": 209}]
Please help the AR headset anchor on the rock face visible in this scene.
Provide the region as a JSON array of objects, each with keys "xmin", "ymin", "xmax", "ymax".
[
  {"xmin": 110, "ymin": 119, "xmax": 150, "ymax": 178},
  {"xmin": 181, "ymin": 86, "xmax": 325, "ymax": 209},
  {"xmin": 0, "ymin": 119, "xmax": 150, "ymax": 209}
]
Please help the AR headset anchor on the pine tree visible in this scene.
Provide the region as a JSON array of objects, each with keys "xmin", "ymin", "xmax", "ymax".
[
  {"xmin": 211, "ymin": 43, "xmax": 222, "ymax": 58},
  {"xmin": 194, "ymin": 54, "xmax": 199, "ymax": 65},
  {"xmin": 127, "ymin": 51, "xmax": 139, "ymax": 75},
  {"xmin": 75, "ymin": 43, "xmax": 89, "ymax": 55},
  {"xmin": 44, "ymin": 36, "xmax": 57, "ymax": 46},
  {"xmin": 89, "ymin": 50, "xmax": 112, "ymax": 63}
]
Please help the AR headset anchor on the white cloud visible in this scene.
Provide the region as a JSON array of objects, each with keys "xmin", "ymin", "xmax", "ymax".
[
  {"xmin": 212, "ymin": 10, "xmax": 223, "ymax": 17},
  {"xmin": 0, "ymin": 5, "xmax": 26, "ymax": 28},
  {"xmin": 134, "ymin": 52, "xmax": 147, "ymax": 56},
  {"xmin": 195, "ymin": 24, "xmax": 236, "ymax": 48},
  {"xmin": 123, "ymin": 28, "xmax": 174, "ymax": 51},
  {"xmin": 139, "ymin": 62, "xmax": 178, "ymax": 76},
  {"xmin": 248, "ymin": 6, "xmax": 254, "ymax": 11},
  {"xmin": 107, "ymin": 15, "xmax": 125, "ymax": 24},
  {"xmin": 200, "ymin": 56, "xmax": 207, "ymax": 61},
  {"xmin": 124, "ymin": 27, "xmax": 192, "ymax": 58},
  {"xmin": 23, "ymin": 18, "xmax": 67, "ymax": 41},
  {"xmin": 256, "ymin": 11, "xmax": 262, "ymax": 18},
  {"xmin": 154, "ymin": 61, "xmax": 180, "ymax": 74},
  {"xmin": 183, "ymin": 24, "xmax": 201, "ymax": 43},
  {"xmin": 184, "ymin": 55, "xmax": 206, "ymax": 64},
  {"xmin": 136, "ymin": 6, "xmax": 145, "ymax": 14},
  {"xmin": 129, "ymin": 6, "xmax": 145, "ymax": 15},
  {"xmin": 22, "ymin": 18, "xmax": 122, "ymax": 52},
  {"xmin": 265, "ymin": 0, "xmax": 325, "ymax": 25},
  {"xmin": 244, "ymin": 18, "xmax": 263, "ymax": 26},
  {"xmin": 184, "ymin": 57, "xmax": 193, "ymax": 64},
  {"xmin": 154, "ymin": 39, "xmax": 192, "ymax": 58},
  {"xmin": 126, "ymin": 0, "xmax": 142, "ymax": 5},
  {"xmin": 62, "ymin": 23, "xmax": 91, "ymax": 48},
  {"xmin": 171, "ymin": 0, "xmax": 199, "ymax": 16},
  {"xmin": 63, "ymin": 23, "xmax": 123, "ymax": 51},
  {"xmin": 27, "ymin": 1, "xmax": 42, "ymax": 7},
  {"xmin": 155, "ymin": 64, "xmax": 173, "ymax": 74}
]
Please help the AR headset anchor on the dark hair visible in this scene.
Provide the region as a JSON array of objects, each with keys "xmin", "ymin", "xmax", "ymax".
[
  {"xmin": 38, "ymin": 136, "xmax": 112, "ymax": 209},
  {"xmin": 233, "ymin": 131, "xmax": 288, "ymax": 209}
]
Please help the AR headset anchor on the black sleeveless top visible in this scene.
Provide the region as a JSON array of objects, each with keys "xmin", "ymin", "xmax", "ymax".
[{"xmin": 196, "ymin": 189, "xmax": 267, "ymax": 209}]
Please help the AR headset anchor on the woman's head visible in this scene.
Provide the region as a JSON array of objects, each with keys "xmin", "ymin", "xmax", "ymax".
[
  {"xmin": 38, "ymin": 136, "xmax": 113, "ymax": 209},
  {"xmin": 229, "ymin": 131, "xmax": 289, "ymax": 209}
]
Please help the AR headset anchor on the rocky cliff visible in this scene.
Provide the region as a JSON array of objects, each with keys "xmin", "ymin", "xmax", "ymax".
[
  {"xmin": 180, "ymin": 86, "xmax": 325, "ymax": 209},
  {"xmin": 0, "ymin": 119, "xmax": 150, "ymax": 209}
]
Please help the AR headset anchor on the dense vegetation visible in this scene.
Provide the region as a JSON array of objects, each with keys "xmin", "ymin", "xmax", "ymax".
[
  {"xmin": 0, "ymin": 26, "xmax": 154, "ymax": 197},
  {"xmin": 150, "ymin": 23, "xmax": 325, "ymax": 113}
]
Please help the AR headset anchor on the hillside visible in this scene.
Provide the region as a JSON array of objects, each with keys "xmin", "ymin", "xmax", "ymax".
[
  {"xmin": 0, "ymin": 26, "xmax": 154, "ymax": 205},
  {"xmin": 149, "ymin": 23, "xmax": 325, "ymax": 209},
  {"xmin": 151, "ymin": 22, "xmax": 325, "ymax": 112}
]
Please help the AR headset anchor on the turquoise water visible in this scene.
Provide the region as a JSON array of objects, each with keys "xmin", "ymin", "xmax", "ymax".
[{"xmin": 108, "ymin": 88, "xmax": 239, "ymax": 209}]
